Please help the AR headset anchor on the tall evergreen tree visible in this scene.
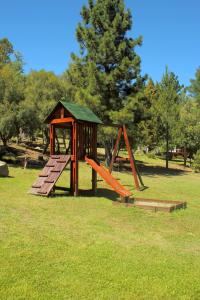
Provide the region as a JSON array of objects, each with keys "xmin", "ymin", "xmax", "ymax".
[
  {"xmin": 178, "ymin": 98, "xmax": 200, "ymax": 164},
  {"xmin": 153, "ymin": 68, "xmax": 183, "ymax": 168},
  {"xmin": 189, "ymin": 67, "xmax": 200, "ymax": 104},
  {"xmin": 136, "ymin": 79, "xmax": 158, "ymax": 149},
  {"xmin": 66, "ymin": 0, "xmax": 145, "ymax": 163}
]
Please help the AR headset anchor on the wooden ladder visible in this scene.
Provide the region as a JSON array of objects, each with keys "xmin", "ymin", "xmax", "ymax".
[{"xmin": 29, "ymin": 155, "xmax": 71, "ymax": 196}]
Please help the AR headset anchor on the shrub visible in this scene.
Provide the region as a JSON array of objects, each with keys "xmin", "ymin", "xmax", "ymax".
[
  {"xmin": 134, "ymin": 149, "xmax": 144, "ymax": 156},
  {"xmin": 193, "ymin": 150, "xmax": 200, "ymax": 173},
  {"xmin": 146, "ymin": 151, "xmax": 156, "ymax": 159}
]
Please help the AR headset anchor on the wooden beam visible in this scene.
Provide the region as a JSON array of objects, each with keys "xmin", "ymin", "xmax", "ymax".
[
  {"xmin": 123, "ymin": 125, "xmax": 140, "ymax": 191},
  {"xmin": 92, "ymin": 125, "xmax": 97, "ymax": 194},
  {"xmin": 70, "ymin": 122, "xmax": 79, "ymax": 196},
  {"xmin": 61, "ymin": 106, "xmax": 65, "ymax": 118},
  {"xmin": 50, "ymin": 117, "xmax": 74, "ymax": 124},
  {"xmin": 50, "ymin": 124, "xmax": 55, "ymax": 155}
]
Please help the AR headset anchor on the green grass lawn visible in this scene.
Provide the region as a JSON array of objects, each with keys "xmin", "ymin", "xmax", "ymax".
[{"xmin": 1, "ymin": 155, "xmax": 200, "ymax": 299}]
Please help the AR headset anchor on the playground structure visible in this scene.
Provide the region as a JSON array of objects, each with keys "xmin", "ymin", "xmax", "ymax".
[{"xmin": 30, "ymin": 100, "xmax": 142, "ymax": 201}]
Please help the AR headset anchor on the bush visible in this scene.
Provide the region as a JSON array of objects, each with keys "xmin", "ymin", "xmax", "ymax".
[
  {"xmin": 146, "ymin": 151, "xmax": 156, "ymax": 159},
  {"xmin": 134, "ymin": 149, "xmax": 144, "ymax": 156},
  {"xmin": 193, "ymin": 150, "xmax": 200, "ymax": 173}
]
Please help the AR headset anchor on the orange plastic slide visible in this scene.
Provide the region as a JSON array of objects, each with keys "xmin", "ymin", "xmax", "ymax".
[{"xmin": 85, "ymin": 156, "xmax": 132, "ymax": 198}]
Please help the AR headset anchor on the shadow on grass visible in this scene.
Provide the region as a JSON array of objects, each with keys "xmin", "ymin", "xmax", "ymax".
[
  {"xmin": 0, "ymin": 145, "xmax": 25, "ymax": 156},
  {"xmin": 113, "ymin": 162, "xmax": 187, "ymax": 178},
  {"xmin": 8, "ymin": 161, "xmax": 47, "ymax": 170},
  {"xmin": 50, "ymin": 187, "xmax": 120, "ymax": 202},
  {"xmin": 139, "ymin": 164, "xmax": 187, "ymax": 177}
]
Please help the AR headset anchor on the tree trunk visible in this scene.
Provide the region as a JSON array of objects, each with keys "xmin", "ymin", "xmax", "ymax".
[
  {"xmin": 183, "ymin": 145, "xmax": 187, "ymax": 167},
  {"xmin": 2, "ymin": 138, "xmax": 7, "ymax": 147},
  {"xmin": 42, "ymin": 134, "xmax": 44, "ymax": 145},
  {"xmin": 0, "ymin": 133, "xmax": 8, "ymax": 147},
  {"xmin": 105, "ymin": 140, "xmax": 112, "ymax": 167},
  {"xmin": 17, "ymin": 128, "xmax": 24, "ymax": 144},
  {"xmin": 62, "ymin": 130, "xmax": 66, "ymax": 149},
  {"xmin": 166, "ymin": 125, "xmax": 169, "ymax": 169},
  {"xmin": 189, "ymin": 152, "xmax": 192, "ymax": 167},
  {"xmin": 55, "ymin": 133, "xmax": 60, "ymax": 154},
  {"xmin": 43, "ymin": 128, "xmax": 50, "ymax": 154}
]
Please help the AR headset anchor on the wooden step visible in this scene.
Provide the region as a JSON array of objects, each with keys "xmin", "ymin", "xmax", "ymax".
[
  {"xmin": 32, "ymin": 184, "xmax": 42, "ymax": 188},
  {"xmin": 51, "ymin": 162, "xmax": 66, "ymax": 172}
]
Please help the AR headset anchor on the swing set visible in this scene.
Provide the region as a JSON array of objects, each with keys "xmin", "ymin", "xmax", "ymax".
[{"xmin": 108, "ymin": 124, "xmax": 144, "ymax": 190}]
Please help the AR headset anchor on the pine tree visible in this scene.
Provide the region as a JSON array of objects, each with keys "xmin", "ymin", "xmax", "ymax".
[
  {"xmin": 178, "ymin": 98, "xmax": 200, "ymax": 165},
  {"xmin": 154, "ymin": 68, "xmax": 183, "ymax": 169},
  {"xmin": 66, "ymin": 0, "xmax": 145, "ymax": 163},
  {"xmin": 136, "ymin": 79, "xmax": 158, "ymax": 150},
  {"xmin": 189, "ymin": 67, "xmax": 200, "ymax": 104}
]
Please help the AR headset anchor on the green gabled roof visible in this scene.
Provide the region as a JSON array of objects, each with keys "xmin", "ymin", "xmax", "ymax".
[{"xmin": 60, "ymin": 100, "xmax": 103, "ymax": 124}]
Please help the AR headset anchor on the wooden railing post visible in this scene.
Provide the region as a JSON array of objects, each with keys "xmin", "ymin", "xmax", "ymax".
[
  {"xmin": 50, "ymin": 124, "xmax": 55, "ymax": 155},
  {"xmin": 70, "ymin": 122, "xmax": 79, "ymax": 196},
  {"xmin": 92, "ymin": 125, "xmax": 97, "ymax": 194}
]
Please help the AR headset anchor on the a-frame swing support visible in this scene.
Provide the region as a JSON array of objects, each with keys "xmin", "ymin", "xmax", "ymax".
[{"xmin": 109, "ymin": 125, "xmax": 144, "ymax": 191}]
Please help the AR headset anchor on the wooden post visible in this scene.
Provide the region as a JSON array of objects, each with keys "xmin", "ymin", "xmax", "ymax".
[
  {"xmin": 79, "ymin": 123, "xmax": 83, "ymax": 159},
  {"xmin": 109, "ymin": 126, "xmax": 122, "ymax": 173},
  {"xmin": 50, "ymin": 124, "xmax": 55, "ymax": 155},
  {"xmin": 123, "ymin": 125, "xmax": 140, "ymax": 191},
  {"xmin": 73, "ymin": 122, "xmax": 79, "ymax": 196},
  {"xmin": 61, "ymin": 106, "xmax": 64, "ymax": 118},
  {"xmin": 92, "ymin": 125, "xmax": 97, "ymax": 194},
  {"xmin": 70, "ymin": 122, "xmax": 79, "ymax": 196},
  {"xmin": 70, "ymin": 126, "xmax": 73, "ymax": 194}
]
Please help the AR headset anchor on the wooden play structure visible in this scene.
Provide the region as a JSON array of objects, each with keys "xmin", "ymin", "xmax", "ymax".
[
  {"xmin": 30, "ymin": 100, "xmax": 187, "ymax": 212},
  {"xmin": 30, "ymin": 100, "xmax": 142, "ymax": 200}
]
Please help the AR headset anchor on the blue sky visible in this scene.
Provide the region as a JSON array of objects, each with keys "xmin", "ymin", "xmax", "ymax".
[{"xmin": 0, "ymin": 0, "xmax": 199, "ymax": 86}]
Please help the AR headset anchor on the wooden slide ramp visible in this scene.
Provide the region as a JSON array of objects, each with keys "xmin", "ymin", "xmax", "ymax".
[
  {"xmin": 85, "ymin": 156, "xmax": 132, "ymax": 199},
  {"xmin": 29, "ymin": 155, "xmax": 71, "ymax": 196}
]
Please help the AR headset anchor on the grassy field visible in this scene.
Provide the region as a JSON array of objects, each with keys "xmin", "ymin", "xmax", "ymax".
[{"xmin": 1, "ymin": 154, "xmax": 200, "ymax": 299}]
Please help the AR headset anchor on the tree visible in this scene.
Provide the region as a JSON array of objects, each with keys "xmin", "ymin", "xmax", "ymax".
[
  {"xmin": 0, "ymin": 38, "xmax": 25, "ymax": 146},
  {"xmin": 17, "ymin": 101, "xmax": 39, "ymax": 142},
  {"xmin": 135, "ymin": 79, "xmax": 159, "ymax": 150},
  {"xmin": 178, "ymin": 98, "xmax": 200, "ymax": 165},
  {"xmin": 189, "ymin": 67, "xmax": 200, "ymax": 104},
  {"xmin": 66, "ymin": 0, "xmax": 145, "ymax": 164},
  {"xmin": 152, "ymin": 68, "xmax": 183, "ymax": 168},
  {"xmin": 24, "ymin": 70, "xmax": 66, "ymax": 152},
  {"xmin": 0, "ymin": 38, "xmax": 13, "ymax": 67}
]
